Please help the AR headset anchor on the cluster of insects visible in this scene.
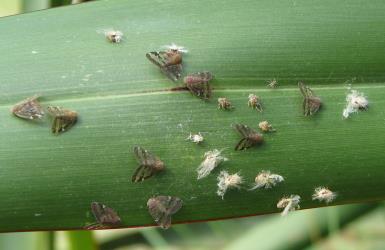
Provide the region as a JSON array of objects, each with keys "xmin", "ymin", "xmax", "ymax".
[
  {"xmin": 11, "ymin": 38, "xmax": 369, "ymax": 230},
  {"xmin": 11, "ymin": 96, "xmax": 77, "ymax": 135}
]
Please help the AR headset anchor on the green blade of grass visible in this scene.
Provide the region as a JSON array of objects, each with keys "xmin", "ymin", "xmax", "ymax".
[{"xmin": 0, "ymin": 0, "xmax": 384, "ymax": 232}]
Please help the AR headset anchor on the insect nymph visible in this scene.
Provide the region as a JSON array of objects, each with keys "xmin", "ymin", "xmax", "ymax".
[
  {"xmin": 132, "ymin": 146, "xmax": 165, "ymax": 182},
  {"xmin": 85, "ymin": 202, "xmax": 121, "ymax": 229},
  {"xmin": 47, "ymin": 106, "xmax": 78, "ymax": 135},
  {"xmin": 147, "ymin": 196, "xmax": 183, "ymax": 229},
  {"xmin": 233, "ymin": 124, "xmax": 264, "ymax": 150},
  {"xmin": 146, "ymin": 44, "xmax": 187, "ymax": 82}
]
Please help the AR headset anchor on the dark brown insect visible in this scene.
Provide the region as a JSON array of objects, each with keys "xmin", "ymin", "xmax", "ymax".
[
  {"xmin": 146, "ymin": 50, "xmax": 183, "ymax": 82},
  {"xmin": 183, "ymin": 72, "xmax": 213, "ymax": 100},
  {"xmin": 132, "ymin": 146, "xmax": 165, "ymax": 182},
  {"xmin": 85, "ymin": 202, "xmax": 122, "ymax": 229},
  {"xmin": 11, "ymin": 95, "xmax": 44, "ymax": 120},
  {"xmin": 234, "ymin": 124, "xmax": 264, "ymax": 150},
  {"xmin": 298, "ymin": 82, "xmax": 322, "ymax": 116},
  {"xmin": 47, "ymin": 106, "xmax": 78, "ymax": 135},
  {"xmin": 147, "ymin": 196, "xmax": 183, "ymax": 229}
]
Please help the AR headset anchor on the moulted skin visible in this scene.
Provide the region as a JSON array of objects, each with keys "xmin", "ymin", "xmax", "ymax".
[
  {"xmin": 186, "ymin": 132, "xmax": 204, "ymax": 144},
  {"xmin": 298, "ymin": 82, "xmax": 322, "ymax": 116},
  {"xmin": 132, "ymin": 146, "xmax": 165, "ymax": 182},
  {"xmin": 267, "ymin": 79, "xmax": 278, "ymax": 88},
  {"xmin": 277, "ymin": 195, "xmax": 301, "ymax": 216},
  {"xmin": 85, "ymin": 202, "xmax": 121, "ymax": 229},
  {"xmin": 197, "ymin": 149, "xmax": 228, "ymax": 179},
  {"xmin": 11, "ymin": 95, "xmax": 45, "ymax": 120},
  {"xmin": 233, "ymin": 124, "xmax": 264, "ymax": 150},
  {"xmin": 249, "ymin": 170, "xmax": 284, "ymax": 190},
  {"xmin": 312, "ymin": 187, "xmax": 337, "ymax": 204},
  {"xmin": 47, "ymin": 106, "xmax": 78, "ymax": 135},
  {"xmin": 217, "ymin": 171, "xmax": 243, "ymax": 199},
  {"xmin": 147, "ymin": 196, "xmax": 183, "ymax": 229}
]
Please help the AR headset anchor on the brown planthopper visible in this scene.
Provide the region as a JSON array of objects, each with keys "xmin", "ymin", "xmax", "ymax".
[
  {"xmin": 85, "ymin": 201, "xmax": 122, "ymax": 229},
  {"xmin": 146, "ymin": 44, "xmax": 187, "ymax": 82},
  {"xmin": 298, "ymin": 82, "xmax": 322, "ymax": 116},
  {"xmin": 147, "ymin": 196, "xmax": 183, "ymax": 229},
  {"xmin": 132, "ymin": 146, "xmax": 165, "ymax": 182},
  {"xmin": 183, "ymin": 71, "xmax": 213, "ymax": 100},
  {"xmin": 47, "ymin": 106, "xmax": 78, "ymax": 135},
  {"xmin": 233, "ymin": 124, "xmax": 264, "ymax": 150},
  {"xmin": 11, "ymin": 95, "xmax": 44, "ymax": 120}
]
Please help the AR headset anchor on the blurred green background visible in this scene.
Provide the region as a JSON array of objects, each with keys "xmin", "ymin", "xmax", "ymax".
[{"xmin": 0, "ymin": 1, "xmax": 384, "ymax": 250}]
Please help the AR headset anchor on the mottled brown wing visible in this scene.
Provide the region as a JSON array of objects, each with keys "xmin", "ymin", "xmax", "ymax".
[
  {"xmin": 146, "ymin": 52, "xmax": 182, "ymax": 82},
  {"xmin": 133, "ymin": 146, "xmax": 157, "ymax": 166},
  {"xmin": 234, "ymin": 124, "xmax": 256, "ymax": 138},
  {"xmin": 12, "ymin": 96, "xmax": 44, "ymax": 120},
  {"xmin": 147, "ymin": 196, "xmax": 183, "ymax": 229},
  {"xmin": 132, "ymin": 164, "xmax": 155, "ymax": 182},
  {"xmin": 235, "ymin": 138, "xmax": 255, "ymax": 150},
  {"xmin": 186, "ymin": 82, "xmax": 212, "ymax": 100},
  {"xmin": 161, "ymin": 64, "xmax": 182, "ymax": 82},
  {"xmin": 91, "ymin": 202, "xmax": 121, "ymax": 226}
]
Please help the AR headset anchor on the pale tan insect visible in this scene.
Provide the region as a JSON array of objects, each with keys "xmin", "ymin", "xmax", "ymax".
[
  {"xmin": 342, "ymin": 89, "xmax": 369, "ymax": 118},
  {"xmin": 197, "ymin": 149, "xmax": 228, "ymax": 179},
  {"xmin": 248, "ymin": 94, "xmax": 263, "ymax": 112},
  {"xmin": 258, "ymin": 121, "xmax": 276, "ymax": 132},
  {"xmin": 312, "ymin": 187, "xmax": 336, "ymax": 204},
  {"xmin": 47, "ymin": 106, "xmax": 78, "ymax": 135},
  {"xmin": 267, "ymin": 79, "xmax": 278, "ymax": 88},
  {"xmin": 249, "ymin": 170, "xmax": 284, "ymax": 190},
  {"xmin": 277, "ymin": 195, "xmax": 301, "ymax": 216},
  {"xmin": 105, "ymin": 30, "xmax": 123, "ymax": 43},
  {"xmin": 217, "ymin": 171, "xmax": 243, "ymax": 199},
  {"xmin": 218, "ymin": 97, "xmax": 233, "ymax": 110},
  {"xmin": 11, "ymin": 95, "xmax": 44, "ymax": 120}
]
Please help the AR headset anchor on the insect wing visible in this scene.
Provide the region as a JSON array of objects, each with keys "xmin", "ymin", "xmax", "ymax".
[
  {"xmin": 132, "ymin": 164, "xmax": 154, "ymax": 182},
  {"xmin": 186, "ymin": 82, "xmax": 211, "ymax": 100},
  {"xmin": 133, "ymin": 146, "xmax": 157, "ymax": 166},
  {"xmin": 147, "ymin": 196, "xmax": 183, "ymax": 229},
  {"xmin": 146, "ymin": 52, "xmax": 167, "ymax": 68},
  {"xmin": 161, "ymin": 64, "xmax": 182, "ymax": 82},
  {"xmin": 234, "ymin": 124, "xmax": 255, "ymax": 138},
  {"xmin": 12, "ymin": 96, "xmax": 44, "ymax": 120},
  {"xmin": 235, "ymin": 137, "xmax": 255, "ymax": 150},
  {"xmin": 91, "ymin": 202, "xmax": 121, "ymax": 226}
]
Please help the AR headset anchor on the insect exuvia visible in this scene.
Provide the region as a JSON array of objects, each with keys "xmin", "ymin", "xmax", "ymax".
[
  {"xmin": 105, "ymin": 30, "xmax": 123, "ymax": 43},
  {"xmin": 267, "ymin": 79, "xmax": 278, "ymax": 88},
  {"xmin": 183, "ymin": 71, "xmax": 213, "ymax": 100},
  {"xmin": 218, "ymin": 97, "xmax": 233, "ymax": 110},
  {"xmin": 277, "ymin": 195, "xmax": 301, "ymax": 216},
  {"xmin": 11, "ymin": 95, "xmax": 44, "ymax": 120},
  {"xmin": 342, "ymin": 89, "xmax": 369, "ymax": 118},
  {"xmin": 47, "ymin": 106, "xmax": 78, "ymax": 135},
  {"xmin": 312, "ymin": 187, "xmax": 337, "ymax": 204},
  {"xmin": 85, "ymin": 201, "xmax": 121, "ymax": 229},
  {"xmin": 132, "ymin": 146, "xmax": 165, "ymax": 182},
  {"xmin": 258, "ymin": 121, "xmax": 276, "ymax": 132},
  {"xmin": 186, "ymin": 132, "xmax": 204, "ymax": 144},
  {"xmin": 146, "ymin": 43, "xmax": 187, "ymax": 82},
  {"xmin": 197, "ymin": 149, "xmax": 228, "ymax": 179},
  {"xmin": 298, "ymin": 82, "xmax": 322, "ymax": 116},
  {"xmin": 248, "ymin": 94, "xmax": 263, "ymax": 112},
  {"xmin": 233, "ymin": 124, "xmax": 264, "ymax": 150},
  {"xmin": 147, "ymin": 196, "xmax": 183, "ymax": 229},
  {"xmin": 216, "ymin": 171, "xmax": 243, "ymax": 199},
  {"xmin": 249, "ymin": 170, "xmax": 284, "ymax": 190}
]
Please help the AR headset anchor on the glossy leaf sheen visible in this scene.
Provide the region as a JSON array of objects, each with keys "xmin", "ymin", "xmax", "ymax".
[{"xmin": 0, "ymin": 0, "xmax": 384, "ymax": 232}]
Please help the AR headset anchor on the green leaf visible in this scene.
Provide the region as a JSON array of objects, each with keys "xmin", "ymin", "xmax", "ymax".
[{"xmin": 0, "ymin": 0, "xmax": 384, "ymax": 232}]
